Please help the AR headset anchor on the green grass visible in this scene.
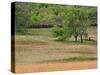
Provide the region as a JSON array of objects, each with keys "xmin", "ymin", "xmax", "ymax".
[
  {"xmin": 15, "ymin": 27, "xmax": 97, "ymax": 45},
  {"xmin": 63, "ymin": 57, "xmax": 97, "ymax": 62},
  {"xmin": 60, "ymin": 40, "xmax": 97, "ymax": 45},
  {"xmin": 40, "ymin": 57, "xmax": 97, "ymax": 63},
  {"xmin": 16, "ymin": 28, "xmax": 52, "ymax": 36},
  {"xmin": 65, "ymin": 51, "xmax": 96, "ymax": 54}
]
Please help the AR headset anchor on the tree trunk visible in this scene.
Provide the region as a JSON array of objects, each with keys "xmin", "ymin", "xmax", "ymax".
[
  {"xmin": 75, "ymin": 35, "xmax": 77, "ymax": 41},
  {"xmin": 80, "ymin": 34, "xmax": 83, "ymax": 43}
]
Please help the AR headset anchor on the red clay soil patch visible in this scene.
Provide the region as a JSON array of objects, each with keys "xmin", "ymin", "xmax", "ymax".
[{"xmin": 15, "ymin": 61, "xmax": 97, "ymax": 73}]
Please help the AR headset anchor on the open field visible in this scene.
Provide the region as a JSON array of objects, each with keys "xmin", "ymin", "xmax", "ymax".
[
  {"xmin": 15, "ymin": 44, "xmax": 97, "ymax": 64},
  {"xmin": 14, "ymin": 27, "xmax": 97, "ymax": 72}
]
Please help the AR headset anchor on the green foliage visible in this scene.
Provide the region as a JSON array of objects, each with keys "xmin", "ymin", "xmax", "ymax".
[
  {"xmin": 15, "ymin": 2, "xmax": 97, "ymax": 31},
  {"xmin": 52, "ymin": 25, "xmax": 69, "ymax": 41},
  {"xmin": 51, "ymin": 7, "xmax": 91, "ymax": 42},
  {"xmin": 52, "ymin": 25, "xmax": 64, "ymax": 37},
  {"xmin": 62, "ymin": 7, "xmax": 91, "ymax": 42},
  {"xmin": 62, "ymin": 57, "xmax": 97, "ymax": 62}
]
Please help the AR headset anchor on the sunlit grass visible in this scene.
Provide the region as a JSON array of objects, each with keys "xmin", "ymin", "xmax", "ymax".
[
  {"xmin": 15, "ymin": 27, "xmax": 97, "ymax": 64},
  {"xmin": 15, "ymin": 47, "xmax": 97, "ymax": 64}
]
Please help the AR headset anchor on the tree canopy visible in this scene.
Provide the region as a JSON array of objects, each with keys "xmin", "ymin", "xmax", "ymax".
[{"xmin": 15, "ymin": 2, "xmax": 97, "ymax": 30}]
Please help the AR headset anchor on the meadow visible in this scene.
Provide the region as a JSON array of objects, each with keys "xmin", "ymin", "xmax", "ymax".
[{"xmin": 15, "ymin": 27, "xmax": 97, "ymax": 64}]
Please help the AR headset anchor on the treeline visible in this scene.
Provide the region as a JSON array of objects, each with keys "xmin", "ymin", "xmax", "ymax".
[{"xmin": 15, "ymin": 2, "xmax": 97, "ymax": 31}]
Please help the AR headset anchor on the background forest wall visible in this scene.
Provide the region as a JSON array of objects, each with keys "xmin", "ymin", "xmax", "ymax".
[{"xmin": 15, "ymin": 2, "xmax": 97, "ymax": 30}]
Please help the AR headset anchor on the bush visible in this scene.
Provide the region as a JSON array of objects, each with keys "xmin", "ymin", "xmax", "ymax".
[
  {"xmin": 16, "ymin": 28, "xmax": 28, "ymax": 35},
  {"xmin": 52, "ymin": 25, "xmax": 66, "ymax": 41}
]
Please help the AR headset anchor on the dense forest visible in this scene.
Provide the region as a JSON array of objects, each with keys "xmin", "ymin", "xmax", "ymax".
[{"xmin": 15, "ymin": 2, "xmax": 97, "ymax": 30}]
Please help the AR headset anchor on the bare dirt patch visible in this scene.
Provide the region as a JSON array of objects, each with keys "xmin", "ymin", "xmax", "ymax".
[{"xmin": 15, "ymin": 61, "xmax": 97, "ymax": 73}]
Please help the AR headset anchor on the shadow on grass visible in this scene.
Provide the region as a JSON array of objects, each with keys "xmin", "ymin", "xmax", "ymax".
[
  {"xmin": 53, "ymin": 39, "xmax": 97, "ymax": 45},
  {"xmin": 65, "ymin": 51, "xmax": 96, "ymax": 54},
  {"xmin": 40, "ymin": 57, "xmax": 97, "ymax": 63}
]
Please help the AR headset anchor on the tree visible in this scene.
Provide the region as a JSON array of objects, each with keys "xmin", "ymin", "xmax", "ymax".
[
  {"xmin": 52, "ymin": 6, "xmax": 89, "ymax": 43},
  {"xmin": 15, "ymin": 2, "xmax": 32, "ymax": 31}
]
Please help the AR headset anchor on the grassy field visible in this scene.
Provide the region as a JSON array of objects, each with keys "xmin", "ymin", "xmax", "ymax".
[{"xmin": 15, "ymin": 27, "xmax": 97, "ymax": 64}]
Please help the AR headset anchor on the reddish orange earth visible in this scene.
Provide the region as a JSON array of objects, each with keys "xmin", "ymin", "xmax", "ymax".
[{"xmin": 15, "ymin": 61, "xmax": 97, "ymax": 73}]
